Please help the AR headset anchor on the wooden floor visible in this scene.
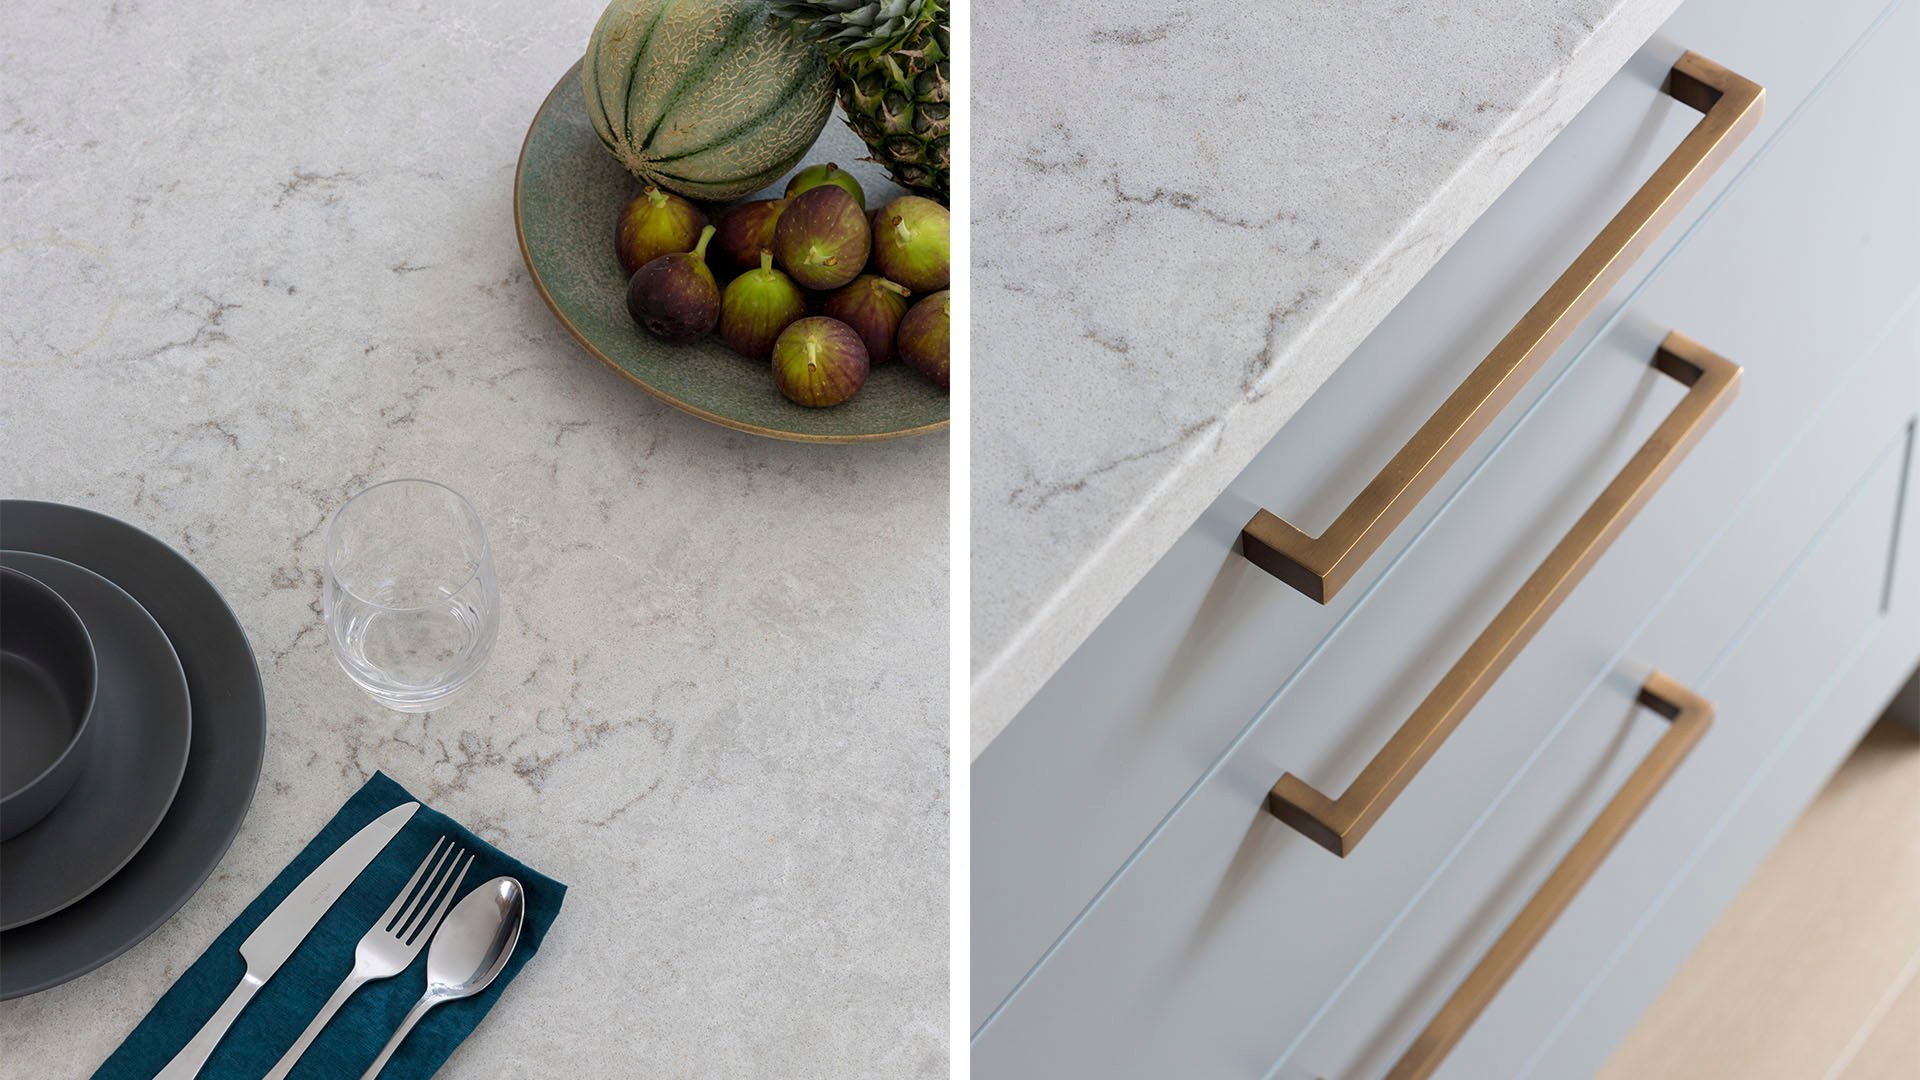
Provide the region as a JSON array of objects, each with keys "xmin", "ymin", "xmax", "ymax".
[{"xmin": 1600, "ymin": 685, "xmax": 1920, "ymax": 1080}]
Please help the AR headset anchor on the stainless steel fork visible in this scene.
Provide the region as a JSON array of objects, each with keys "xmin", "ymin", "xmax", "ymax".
[{"xmin": 264, "ymin": 836, "xmax": 473, "ymax": 1080}]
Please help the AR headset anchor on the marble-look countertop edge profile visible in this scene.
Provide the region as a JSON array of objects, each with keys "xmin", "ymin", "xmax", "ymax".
[{"xmin": 971, "ymin": 0, "xmax": 1686, "ymax": 757}]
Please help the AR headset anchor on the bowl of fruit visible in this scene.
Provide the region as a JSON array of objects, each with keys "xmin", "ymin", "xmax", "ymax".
[{"xmin": 515, "ymin": 0, "xmax": 950, "ymax": 443}]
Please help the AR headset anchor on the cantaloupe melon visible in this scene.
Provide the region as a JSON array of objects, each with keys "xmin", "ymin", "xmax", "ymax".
[{"xmin": 584, "ymin": 0, "xmax": 836, "ymax": 201}]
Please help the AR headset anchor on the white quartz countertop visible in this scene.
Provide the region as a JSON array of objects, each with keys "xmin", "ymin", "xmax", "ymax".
[
  {"xmin": 0, "ymin": 2, "xmax": 944, "ymax": 1076},
  {"xmin": 971, "ymin": 0, "xmax": 1685, "ymax": 755}
]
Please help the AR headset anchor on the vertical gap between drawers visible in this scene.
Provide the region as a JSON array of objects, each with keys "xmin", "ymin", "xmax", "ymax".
[{"xmin": 1879, "ymin": 417, "xmax": 1916, "ymax": 615}]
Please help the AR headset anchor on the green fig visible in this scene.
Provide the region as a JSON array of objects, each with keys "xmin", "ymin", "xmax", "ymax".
[
  {"xmin": 615, "ymin": 186, "xmax": 708, "ymax": 276},
  {"xmin": 772, "ymin": 316, "xmax": 869, "ymax": 407},
  {"xmin": 627, "ymin": 225, "xmax": 719, "ymax": 344},
  {"xmin": 897, "ymin": 290, "xmax": 949, "ymax": 390},
  {"xmin": 823, "ymin": 274, "xmax": 912, "ymax": 364},
  {"xmin": 720, "ymin": 252, "xmax": 808, "ymax": 359},
  {"xmin": 785, "ymin": 162, "xmax": 866, "ymax": 209},
  {"xmin": 773, "ymin": 186, "xmax": 869, "ymax": 291},
  {"xmin": 872, "ymin": 195, "xmax": 950, "ymax": 293},
  {"xmin": 713, "ymin": 198, "xmax": 787, "ymax": 277}
]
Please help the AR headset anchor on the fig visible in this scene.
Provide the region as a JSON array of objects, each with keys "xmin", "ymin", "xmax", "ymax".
[
  {"xmin": 713, "ymin": 198, "xmax": 787, "ymax": 277},
  {"xmin": 823, "ymin": 275, "xmax": 912, "ymax": 364},
  {"xmin": 626, "ymin": 225, "xmax": 719, "ymax": 344},
  {"xmin": 897, "ymin": 290, "xmax": 950, "ymax": 390},
  {"xmin": 720, "ymin": 252, "xmax": 808, "ymax": 360},
  {"xmin": 615, "ymin": 186, "xmax": 708, "ymax": 276},
  {"xmin": 773, "ymin": 186, "xmax": 869, "ymax": 291},
  {"xmin": 872, "ymin": 195, "xmax": 950, "ymax": 293},
  {"xmin": 772, "ymin": 316, "xmax": 869, "ymax": 407},
  {"xmin": 785, "ymin": 162, "xmax": 865, "ymax": 208}
]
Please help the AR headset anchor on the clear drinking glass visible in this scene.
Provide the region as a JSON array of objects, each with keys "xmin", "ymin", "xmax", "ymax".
[{"xmin": 324, "ymin": 479, "xmax": 498, "ymax": 712}]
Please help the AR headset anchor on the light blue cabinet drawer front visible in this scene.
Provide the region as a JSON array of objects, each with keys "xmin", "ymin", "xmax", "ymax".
[
  {"xmin": 972, "ymin": 0, "xmax": 1894, "ymax": 1026},
  {"xmin": 1422, "ymin": 422, "xmax": 1909, "ymax": 1080},
  {"xmin": 1530, "ymin": 306, "xmax": 1920, "ymax": 1078},
  {"xmin": 1287, "ymin": 288, "xmax": 1920, "ymax": 1079},
  {"xmin": 973, "ymin": 0, "xmax": 1920, "ymax": 1071},
  {"xmin": 1531, "ymin": 503, "xmax": 1920, "ymax": 1080}
]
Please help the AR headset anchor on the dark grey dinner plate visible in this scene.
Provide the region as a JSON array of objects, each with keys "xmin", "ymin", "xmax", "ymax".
[
  {"xmin": 0, "ymin": 501, "xmax": 265, "ymax": 999},
  {"xmin": 0, "ymin": 552, "xmax": 192, "ymax": 930}
]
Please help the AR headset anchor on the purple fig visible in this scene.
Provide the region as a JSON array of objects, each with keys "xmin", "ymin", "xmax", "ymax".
[
  {"xmin": 772, "ymin": 316, "xmax": 869, "ymax": 407},
  {"xmin": 720, "ymin": 252, "xmax": 808, "ymax": 360},
  {"xmin": 713, "ymin": 198, "xmax": 787, "ymax": 277},
  {"xmin": 773, "ymin": 186, "xmax": 869, "ymax": 291},
  {"xmin": 897, "ymin": 290, "xmax": 949, "ymax": 390},
  {"xmin": 872, "ymin": 195, "xmax": 950, "ymax": 293},
  {"xmin": 823, "ymin": 274, "xmax": 912, "ymax": 364},
  {"xmin": 785, "ymin": 162, "xmax": 866, "ymax": 209},
  {"xmin": 627, "ymin": 225, "xmax": 719, "ymax": 344},
  {"xmin": 615, "ymin": 186, "xmax": 708, "ymax": 276}
]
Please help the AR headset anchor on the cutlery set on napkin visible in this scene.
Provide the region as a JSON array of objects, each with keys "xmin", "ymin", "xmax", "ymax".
[
  {"xmin": 97, "ymin": 775, "xmax": 566, "ymax": 1080},
  {"xmin": 154, "ymin": 802, "xmax": 519, "ymax": 1080}
]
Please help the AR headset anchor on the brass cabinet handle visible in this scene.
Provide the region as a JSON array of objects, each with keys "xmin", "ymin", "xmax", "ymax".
[
  {"xmin": 1385, "ymin": 672, "xmax": 1712, "ymax": 1080},
  {"xmin": 1241, "ymin": 52, "xmax": 1763, "ymax": 605},
  {"xmin": 1267, "ymin": 333, "xmax": 1738, "ymax": 855}
]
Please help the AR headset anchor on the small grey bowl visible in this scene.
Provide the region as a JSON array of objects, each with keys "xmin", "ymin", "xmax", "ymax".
[{"xmin": 1, "ymin": 565, "xmax": 99, "ymax": 840}]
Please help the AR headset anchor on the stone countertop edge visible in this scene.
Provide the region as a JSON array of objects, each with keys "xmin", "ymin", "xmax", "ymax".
[{"xmin": 970, "ymin": 0, "xmax": 1688, "ymax": 758}]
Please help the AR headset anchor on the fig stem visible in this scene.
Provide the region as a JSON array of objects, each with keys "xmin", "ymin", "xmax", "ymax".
[
  {"xmin": 759, "ymin": 249, "xmax": 774, "ymax": 274},
  {"xmin": 691, "ymin": 224, "xmax": 715, "ymax": 262},
  {"xmin": 644, "ymin": 186, "xmax": 667, "ymax": 206},
  {"xmin": 878, "ymin": 278, "xmax": 911, "ymax": 298},
  {"xmin": 891, "ymin": 214, "xmax": 910, "ymax": 242}
]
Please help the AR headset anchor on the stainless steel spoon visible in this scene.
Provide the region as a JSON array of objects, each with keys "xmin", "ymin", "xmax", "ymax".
[{"xmin": 359, "ymin": 876, "xmax": 524, "ymax": 1080}]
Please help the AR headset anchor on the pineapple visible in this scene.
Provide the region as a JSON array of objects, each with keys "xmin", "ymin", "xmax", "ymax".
[{"xmin": 773, "ymin": 0, "xmax": 950, "ymax": 202}]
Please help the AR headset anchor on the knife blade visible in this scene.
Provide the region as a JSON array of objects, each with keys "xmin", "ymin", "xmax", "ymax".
[{"xmin": 155, "ymin": 800, "xmax": 419, "ymax": 1079}]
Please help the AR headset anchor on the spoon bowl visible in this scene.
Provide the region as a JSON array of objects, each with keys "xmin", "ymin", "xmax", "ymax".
[
  {"xmin": 425, "ymin": 876, "xmax": 524, "ymax": 1001},
  {"xmin": 361, "ymin": 876, "xmax": 525, "ymax": 1078}
]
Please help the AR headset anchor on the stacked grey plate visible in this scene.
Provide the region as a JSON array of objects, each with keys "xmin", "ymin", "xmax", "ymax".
[{"xmin": 0, "ymin": 501, "xmax": 265, "ymax": 998}]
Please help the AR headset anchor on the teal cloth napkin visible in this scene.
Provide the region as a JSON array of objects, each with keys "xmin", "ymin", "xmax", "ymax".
[{"xmin": 95, "ymin": 772, "xmax": 566, "ymax": 1079}]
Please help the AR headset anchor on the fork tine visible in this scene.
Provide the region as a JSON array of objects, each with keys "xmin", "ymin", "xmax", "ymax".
[
  {"xmin": 400, "ymin": 846, "xmax": 467, "ymax": 943},
  {"xmin": 406, "ymin": 851, "xmax": 473, "ymax": 947},
  {"xmin": 376, "ymin": 837, "xmax": 446, "ymax": 929},
  {"xmin": 388, "ymin": 838, "xmax": 455, "ymax": 935}
]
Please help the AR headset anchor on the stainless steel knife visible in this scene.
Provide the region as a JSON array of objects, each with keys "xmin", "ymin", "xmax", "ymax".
[{"xmin": 155, "ymin": 800, "xmax": 420, "ymax": 1079}]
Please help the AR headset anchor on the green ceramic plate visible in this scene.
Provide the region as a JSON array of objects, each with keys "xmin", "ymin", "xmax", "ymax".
[{"xmin": 515, "ymin": 62, "xmax": 949, "ymax": 443}]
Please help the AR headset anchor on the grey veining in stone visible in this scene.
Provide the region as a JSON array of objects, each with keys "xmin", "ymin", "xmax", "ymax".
[
  {"xmin": 0, "ymin": 2, "xmax": 945, "ymax": 1076},
  {"xmin": 971, "ymin": 0, "xmax": 1685, "ymax": 755}
]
